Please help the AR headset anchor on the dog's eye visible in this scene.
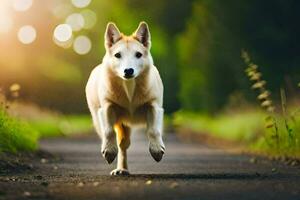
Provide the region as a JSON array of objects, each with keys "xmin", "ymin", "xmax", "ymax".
[
  {"xmin": 114, "ymin": 52, "xmax": 121, "ymax": 59},
  {"xmin": 135, "ymin": 52, "xmax": 143, "ymax": 58}
]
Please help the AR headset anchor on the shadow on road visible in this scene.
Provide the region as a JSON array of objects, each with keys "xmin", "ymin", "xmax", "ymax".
[{"xmin": 109, "ymin": 173, "xmax": 295, "ymax": 180}]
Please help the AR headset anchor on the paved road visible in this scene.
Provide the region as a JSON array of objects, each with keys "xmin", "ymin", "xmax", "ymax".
[{"xmin": 0, "ymin": 130, "xmax": 300, "ymax": 200}]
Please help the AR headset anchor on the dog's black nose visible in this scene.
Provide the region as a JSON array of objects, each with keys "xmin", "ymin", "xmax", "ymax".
[{"xmin": 124, "ymin": 68, "xmax": 134, "ymax": 78}]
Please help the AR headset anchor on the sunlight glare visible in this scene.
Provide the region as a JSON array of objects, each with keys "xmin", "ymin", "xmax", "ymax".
[
  {"xmin": 71, "ymin": 0, "xmax": 91, "ymax": 8},
  {"xmin": 54, "ymin": 24, "xmax": 72, "ymax": 42},
  {"xmin": 0, "ymin": 0, "xmax": 13, "ymax": 33},
  {"xmin": 53, "ymin": 3, "xmax": 73, "ymax": 19},
  {"xmin": 18, "ymin": 25, "xmax": 37, "ymax": 44},
  {"xmin": 13, "ymin": 0, "xmax": 33, "ymax": 12},
  {"xmin": 73, "ymin": 35, "xmax": 91, "ymax": 55},
  {"xmin": 66, "ymin": 13, "xmax": 85, "ymax": 32},
  {"xmin": 0, "ymin": 15, "xmax": 13, "ymax": 33}
]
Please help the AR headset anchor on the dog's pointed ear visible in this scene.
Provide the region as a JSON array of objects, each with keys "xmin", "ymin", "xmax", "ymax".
[
  {"xmin": 105, "ymin": 22, "xmax": 121, "ymax": 48},
  {"xmin": 133, "ymin": 21, "xmax": 151, "ymax": 48}
]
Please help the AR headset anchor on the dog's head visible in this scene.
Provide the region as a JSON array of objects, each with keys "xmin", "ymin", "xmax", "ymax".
[{"xmin": 103, "ymin": 22, "xmax": 153, "ymax": 80}]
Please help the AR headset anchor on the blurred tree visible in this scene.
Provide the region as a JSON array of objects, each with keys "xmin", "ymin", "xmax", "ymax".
[{"xmin": 177, "ymin": 0, "xmax": 300, "ymax": 113}]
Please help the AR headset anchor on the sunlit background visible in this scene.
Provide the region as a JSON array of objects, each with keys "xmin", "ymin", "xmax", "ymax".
[
  {"xmin": 0, "ymin": 0, "xmax": 104, "ymax": 113},
  {"xmin": 0, "ymin": 0, "xmax": 300, "ymax": 114}
]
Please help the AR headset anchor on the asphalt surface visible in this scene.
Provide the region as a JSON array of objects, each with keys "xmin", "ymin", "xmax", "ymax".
[{"xmin": 0, "ymin": 129, "xmax": 300, "ymax": 200}]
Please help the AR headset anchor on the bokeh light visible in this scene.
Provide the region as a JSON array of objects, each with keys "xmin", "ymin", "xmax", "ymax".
[
  {"xmin": 71, "ymin": 0, "xmax": 91, "ymax": 8},
  {"xmin": 13, "ymin": 0, "xmax": 33, "ymax": 12},
  {"xmin": 0, "ymin": 14, "xmax": 13, "ymax": 33},
  {"xmin": 18, "ymin": 25, "xmax": 37, "ymax": 44},
  {"xmin": 53, "ymin": 24, "xmax": 72, "ymax": 43},
  {"xmin": 80, "ymin": 9, "xmax": 97, "ymax": 29},
  {"xmin": 0, "ymin": 1, "xmax": 13, "ymax": 33},
  {"xmin": 73, "ymin": 35, "xmax": 91, "ymax": 55},
  {"xmin": 66, "ymin": 13, "xmax": 85, "ymax": 31},
  {"xmin": 52, "ymin": 3, "xmax": 73, "ymax": 19}
]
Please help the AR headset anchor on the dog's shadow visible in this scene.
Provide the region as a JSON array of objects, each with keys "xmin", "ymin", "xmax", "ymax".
[{"xmin": 110, "ymin": 173, "xmax": 290, "ymax": 180}]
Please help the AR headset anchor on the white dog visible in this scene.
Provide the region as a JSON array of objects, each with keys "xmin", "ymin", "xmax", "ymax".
[{"xmin": 86, "ymin": 22, "xmax": 165, "ymax": 175}]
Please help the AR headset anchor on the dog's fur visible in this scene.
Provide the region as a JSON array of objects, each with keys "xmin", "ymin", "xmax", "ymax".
[{"xmin": 85, "ymin": 22, "xmax": 165, "ymax": 175}]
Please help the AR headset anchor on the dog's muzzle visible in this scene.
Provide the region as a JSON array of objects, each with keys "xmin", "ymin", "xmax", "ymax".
[{"xmin": 124, "ymin": 68, "xmax": 134, "ymax": 79}]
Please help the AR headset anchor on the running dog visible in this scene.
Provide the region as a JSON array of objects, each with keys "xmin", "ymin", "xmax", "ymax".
[{"xmin": 85, "ymin": 22, "xmax": 165, "ymax": 175}]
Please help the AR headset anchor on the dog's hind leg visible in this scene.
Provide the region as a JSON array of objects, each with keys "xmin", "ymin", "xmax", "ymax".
[{"xmin": 110, "ymin": 123, "xmax": 131, "ymax": 176}]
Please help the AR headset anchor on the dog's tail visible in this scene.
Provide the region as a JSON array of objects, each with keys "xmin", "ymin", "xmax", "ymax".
[{"xmin": 114, "ymin": 123, "xmax": 131, "ymax": 149}]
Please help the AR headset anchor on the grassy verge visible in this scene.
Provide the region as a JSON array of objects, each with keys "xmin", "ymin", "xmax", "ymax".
[
  {"xmin": 0, "ymin": 108, "xmax": 39, "ymax": 153},
  {"xmin": 173, "ymin": 109, "xmax": 300, "ymax": 158},
  {"xmin": 28, "ymin": 115, "xmax": 92, "ymax": 138},
  {"xmin": 0, "ymin": 102, "xmax": 92, "ymax": 153},
  {"xmin": 8, "ymin": 102, "xmax": 92, "ymax": 138}
]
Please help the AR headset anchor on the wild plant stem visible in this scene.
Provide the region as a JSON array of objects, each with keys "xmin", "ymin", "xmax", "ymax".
[{"xmin": 280, "ymin": 87, "xmax": 293, "ymax": 146}]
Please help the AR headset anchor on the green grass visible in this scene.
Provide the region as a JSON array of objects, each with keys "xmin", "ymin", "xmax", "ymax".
[
  {"xmin": 173, "ymin": 109, "xmax": 300, "ymax": 158},
  {"xmin": 0, "ymin": 104, "xmax": 92, "ymax": 153},
  {"xmin": 28, "ymin": 115, "xmax": 92, "ymax": 138},
  {"xmin": 0, "ymin": 108, "xmax": 39, "ymax": 153},
  {"xmin": 173, "ymin": 110, "xmax": 265, "ymax": 142},
  {"xmin": 252, "ymin": 112, "xmax": 300, "ymax": 157}
]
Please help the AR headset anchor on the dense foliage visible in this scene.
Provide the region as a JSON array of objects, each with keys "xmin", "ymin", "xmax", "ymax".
[{"xmin": 0, "ymin": 0, "xmax": 299, "ymax": 114}]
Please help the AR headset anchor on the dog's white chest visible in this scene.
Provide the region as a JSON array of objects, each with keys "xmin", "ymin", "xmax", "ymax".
[{"xmin": 122, "ymin": 79, "xmax": 136, "ymax": 103}]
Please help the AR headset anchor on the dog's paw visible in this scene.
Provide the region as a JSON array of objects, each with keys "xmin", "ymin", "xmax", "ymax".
[
  {"xmin": 110, "ymin": 168, "xmax": 130, "ymax": 176},
  {"xmin": 149, "ymin": 142, "xmax": 165, "ymax": 162},
  {"xmin": 101, "ymin": 141, "xmax": 118, "ymax": 164}
]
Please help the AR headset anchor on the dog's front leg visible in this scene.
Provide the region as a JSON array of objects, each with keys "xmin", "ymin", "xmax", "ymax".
[
  {"xmin": 98, "ymin": 104, "xmax": 118, "ymax": 164},
  {"xmin": 146, "ymin": 104, "xmax": 165, "ymax": 162}
]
